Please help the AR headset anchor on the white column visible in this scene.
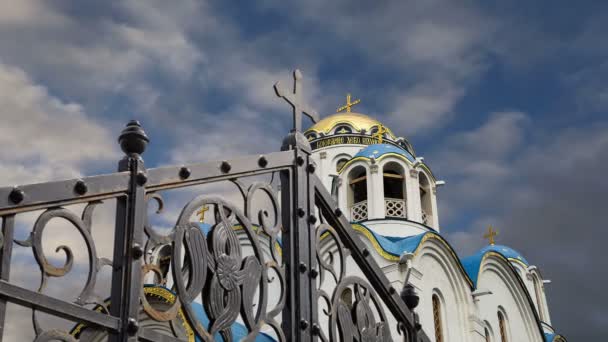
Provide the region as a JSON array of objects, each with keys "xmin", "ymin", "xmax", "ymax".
[
  {"xmin": 431, "ymin": 186, "xmax": 440, "ymax": 231},
  {"xmin": 368, "ymin": 163, "xmax": 384, "ymax": 219},
  {"xmin": 407, "ymin": 169, "xmax": 422, "ymax": 223},
  {"xmin": 318, "ymin": 151, "xmax": 331, "ymax": 190}
]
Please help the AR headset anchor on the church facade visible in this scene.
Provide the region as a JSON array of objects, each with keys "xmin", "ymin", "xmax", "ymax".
[{"xmin": 305, "ymin": 99, "xmax": 566, "ymax": 342}]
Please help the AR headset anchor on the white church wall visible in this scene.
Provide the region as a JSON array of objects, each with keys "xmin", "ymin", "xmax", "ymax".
[
  {"xmin": 526, "ymin": 266, "xmax": 552, "ymax": 325},
  {"xmin": 476, "ymin": 255, "xmax": 544, "ymax": 342},
  {"xmin": 310, "ymin": 144, "xmax": 363, "ymax": 190},
  {"xmin": 410, "ymin": 238, "xmax": 474, "ymax": 342}
]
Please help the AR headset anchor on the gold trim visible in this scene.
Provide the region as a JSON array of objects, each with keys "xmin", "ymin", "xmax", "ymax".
[
  {"xmin": 144, "ymin": 287, "xmax": 195, "ymax": 342},
  {"xmin": 70, "ymin": 287, "xmax": 195, "ymax": 342},
  {"xmin": 349, "ymin": 224, "xmax": 475, "ymax": 287}
]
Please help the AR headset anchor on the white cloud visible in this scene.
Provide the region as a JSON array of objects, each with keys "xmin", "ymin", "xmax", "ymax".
[
  {"xmin": 0, "ymin": 62, "xmax": 117, "ymax": 186},
  {"xmin": 0, "ymin": 0, "xmax": 66, "ymax": 27},
  {"xmin": 386, "ymin": 79, "xmax": 466, "ymax": 135}
]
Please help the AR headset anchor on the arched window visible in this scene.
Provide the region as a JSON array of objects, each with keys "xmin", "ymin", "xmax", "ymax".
[
  {"xmin": 419, "ymin": 172, "xmax": 433, "ymax": 226},
  {"xmin": 336, "ymin": 158, "xmax": 349, "ymax": 173},
  {"xmin": 383, "ymin": 162, "xmax": 406, "ymax": 218},
  {"xmin": 348, "ymin": 166, "xmax": 368, "ymax": 221},
  {"xmin": 533, "ymin": 276, "xmax": 545, "ymax": 320},
  {"xmin": 485, "ymin": 327, "xmax": 491, "ymax": 342},
  {"xmin": 432, "ymin": 294, "xmax": 444, "ymax": 342},
  {"xmin": 498, "ymin": 311, "xmax": 508, "ymax": 342}
]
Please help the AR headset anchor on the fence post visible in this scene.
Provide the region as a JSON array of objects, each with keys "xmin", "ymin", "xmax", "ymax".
[
  {"xmin": 280, "ymin": 131, "xmax": 317, "ymax": 341},
  {"xmin": 109, "ymin": 121, "xmax": 149, "ymax": 341},
  {"xmin": 0, "ymin": 214, "xmax": 15, "ymax": 341}
]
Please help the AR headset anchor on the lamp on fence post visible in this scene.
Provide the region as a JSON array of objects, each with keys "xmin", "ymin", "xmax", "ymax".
[{"xmin": 401, "ymin": 283, "xmax": 421, "ymax": 341}]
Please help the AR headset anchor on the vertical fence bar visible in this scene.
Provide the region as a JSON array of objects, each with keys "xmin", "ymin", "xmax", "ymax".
[
  {"xmin": 280, "ymin": 132, "xmax": 317, "ymax": 341},
  {"xmin": 0, "ymin": 215, "xmax": 15, "ymax": 341},
  {"xmin": 109, "ymin": 121, "xmax": 149, "ymax": 342}
]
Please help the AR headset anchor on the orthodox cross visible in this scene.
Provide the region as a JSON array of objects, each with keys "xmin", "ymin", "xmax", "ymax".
[
  {"xmin": 336, "ymin": 93, "xmax": 361, "ymax": 113},
  {"xmin": 483, "ymin": 226, "xmax": 498, "ymax": 245},
  {"xmin": 197, "ymin": 205, "xmax": 209, "ymax": 223},
  {"xmin": 274, "ymin": 69, "xmax": 319, "ymax": 132},
  {"xmin": 372, "ymin": 124, "xmax": 388, "ymax": 144}
]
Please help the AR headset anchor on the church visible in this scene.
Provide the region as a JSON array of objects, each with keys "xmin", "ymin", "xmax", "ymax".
[{"xmin": 304, "ymin": 95, "xmax": 567, "ymax": 342}]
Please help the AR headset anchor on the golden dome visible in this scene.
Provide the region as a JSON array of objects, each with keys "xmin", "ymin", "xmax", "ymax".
[{"xmin": 305, "ymin": 112, "xmax": 395, "ymax": 137}]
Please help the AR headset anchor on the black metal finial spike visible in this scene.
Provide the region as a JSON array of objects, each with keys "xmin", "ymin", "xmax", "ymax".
[{"xmin": 118, "ymin": 120, "xmax": 149, "ymax": 156}]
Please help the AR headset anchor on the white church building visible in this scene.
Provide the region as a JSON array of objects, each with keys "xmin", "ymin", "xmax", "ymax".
[{"xmin": 304, "ymin": 101, "xmax": 566, "ymax": 342}]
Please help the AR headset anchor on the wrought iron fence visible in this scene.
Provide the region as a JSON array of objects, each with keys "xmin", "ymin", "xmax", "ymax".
[{"xmin": 0, "ymin": 70, "xmax": 429, "ymax": 342}]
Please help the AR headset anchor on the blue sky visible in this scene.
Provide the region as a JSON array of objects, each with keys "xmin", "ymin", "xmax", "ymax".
[{"xmin": 1, "ymin": 0, "xmax": 607, "ymax": 340}]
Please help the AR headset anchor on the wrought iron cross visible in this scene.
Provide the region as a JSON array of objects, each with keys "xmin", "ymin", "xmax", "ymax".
[
  {"xmin": 336, "ymin": 93, "xmax": 361, "ymax": 113},
  {"xmin": 483, "ymin": 226, "xmax": 498, "ymax": 245},
  {"xmin": 274, "ymin": 69, "xmax": 319, "ymax": 132}
]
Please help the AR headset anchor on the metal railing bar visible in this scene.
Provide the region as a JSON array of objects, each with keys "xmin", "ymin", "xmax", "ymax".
[
  {"xmin": 0, "ymin": 280, "xmax": 120, "ymax": 331},
  {"xmin": 0, "ymin": 172, "xmax": 130, "ymax": 215},
  {"xmin": 146, "ymin": 150, "xmax": 294, "ymax": 192}
]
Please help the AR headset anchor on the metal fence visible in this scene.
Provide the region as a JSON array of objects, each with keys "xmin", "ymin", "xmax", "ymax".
[{"xmin": 0, "ymin": 70, "xmax": 429, "ymax": 342}]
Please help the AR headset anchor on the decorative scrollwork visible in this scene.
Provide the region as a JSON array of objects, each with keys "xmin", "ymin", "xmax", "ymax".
[
  {"xmin": 332, "ymin": 277, "xmax": 391, "ymax": 342},
  {"xmin": 316, "ymin": 223, "xmax": 394, "ymax": 342},
  {"xmin": 29, "ymin": 202, "xmax": 109, "ymax": 307},
  {"xmin": 157, "ymin": 195, "xmax": 270, "ymax": 342},
  {"xmin": 9, "ymin": 201, "xmax": 113, "ymax": 340}
]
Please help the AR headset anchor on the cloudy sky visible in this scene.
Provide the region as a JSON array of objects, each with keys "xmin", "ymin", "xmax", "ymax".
[{"xmin": 1, "ymin": 0, "xmax": 606, "ymax": 340}]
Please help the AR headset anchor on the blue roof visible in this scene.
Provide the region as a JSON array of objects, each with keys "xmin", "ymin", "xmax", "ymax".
[
  {"xmin": 544, "ymin": 332, "xmax": 567, "ymax": 342},
  {"xmin": 461, "ymin": 244, "xmax": 530, "ymax": 287},
  {"xmin": 349, "ymin": 224, "xmax": 475, "ymax": 288},
  {"xmin": 354, "ymin": 225, "xmax": 430, "ymax": 257},
  {"xmin": 353, "ymin": 144, "xmax": 415, "ymax": 162}
]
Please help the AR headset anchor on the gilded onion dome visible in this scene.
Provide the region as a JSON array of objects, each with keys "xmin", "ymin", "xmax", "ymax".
[
  {"xmin": 304, "ymin": 112, "xmax": 416, "ymax": 157},
  {"xmin": 305, "ymin": 112, "xmax": 395, "ymax": 137}
]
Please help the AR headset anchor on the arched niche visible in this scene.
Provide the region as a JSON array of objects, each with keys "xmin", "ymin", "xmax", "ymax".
[
  {"xmin": 348, "ymin": 165, "xmax": 368, "ymax": 221},
  {"xmin": 383, "ymin": 161, "xmax": 407, "ymax": 219},
  {"xmin": 335, "ymin": 157, "xmax": 350, "ymax": 173},
  {"xmin": 432, "ymin": 290, "xmax": 447, "ymax": 342},
  {"xmin": 498, "ymin": 307, "xmax": 510, "ymax": 342}
]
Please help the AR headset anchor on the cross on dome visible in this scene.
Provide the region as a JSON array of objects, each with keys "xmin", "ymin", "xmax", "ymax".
[
  {"xmin": 274, "ymin": 69, "xmax": 319, "ymax": 132},
  {"xmin": 372, "ymin": 125, "xmax": 388, "ymax": 144},
  {"xmin": 336, "ymin": 93, "xmax": 361, "ymax": 113},
  {"xmin": 197, "ymin": 205, "xmax": 209, "ymax": 222},
  {"xmin": 483, "ymin": 226, "xmax": 498, "ymax": 245}
]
